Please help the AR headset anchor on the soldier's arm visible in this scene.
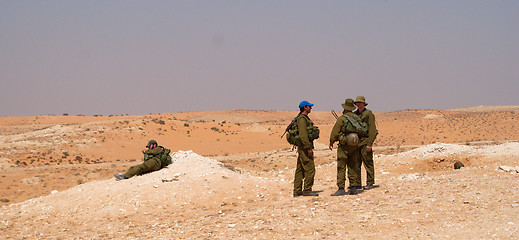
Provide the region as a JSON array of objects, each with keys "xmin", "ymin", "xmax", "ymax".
[
  {"xmin": 144, "ymin": 147, "xmax": 164, "ymax": 160},
  {"xmin": 329, "ymin": 118, "xmax": 343, "ymax": 147},
  {"xmin": 366, "ymin": 111, "xmax": 377, "ymax": 146},
  {"xmin": 297, "ymin": 117, "xmax": 312, "ymax": 149}
]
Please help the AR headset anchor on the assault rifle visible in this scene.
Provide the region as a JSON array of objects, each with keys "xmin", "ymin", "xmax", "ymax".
[
  {"xmin": 281, "ymin": 115, "xmax": 300, "ymax": 138},
  {"xmin": 331, "ymin": 110, "xmax": 339, "ymax": 120}
]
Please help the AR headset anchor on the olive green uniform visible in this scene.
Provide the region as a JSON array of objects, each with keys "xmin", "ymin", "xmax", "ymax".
[
  {"xmin": 293, "ymin": 114, "xmax": 316, "ymax": 195},
  {"xmin": 355, "ymin": 108, "xmax": 377, "ymax": 185},
  {"xmin": 125, "ymin": 146, "xmax": 166, "ymax": 178},
  {"xmin": 329, "ymin": 112, "xmax": 362, "ymax": 189}
]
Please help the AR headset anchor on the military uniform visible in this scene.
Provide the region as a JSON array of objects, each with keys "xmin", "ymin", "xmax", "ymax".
[
  {"xmin": 114, "ymin": 140, "xmax": 171, "ymax": 180},
  {"xmin": 125, "ymin": 146, "xmax": 166, "ymax": 178},
  {"xmin": 293, "ymin": 114, "xmax": 316, "ymax": 196},
  {"xmin": 354, "ymin": 96, "xmax": 378, "ymax": 187},
  {"xmin": 329, "ymin": 111, "xmax": 363, "ymax": 190}
]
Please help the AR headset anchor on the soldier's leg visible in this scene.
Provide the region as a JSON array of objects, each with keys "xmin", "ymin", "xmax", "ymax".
[
  {"xmin": 361, "ymin": 147, "xmax": 375, "ymax": 185},
  {"xmin": 293, "ymin": 151, "xmax": 304, "ymax": 195},
  {"xmin": 299, "ymin": 148, "xmax": 315, "ymax": 193},
  {"xmin": 346, "ymin": 149, "xmax": 362, "ymax": 189},
  {"xmin": 336, "ymin": 157, "xmax": 347, "ymax": 189},
  {"xmin": 125, "ymin": 158, "xmax": 161, "ymax": 178}
]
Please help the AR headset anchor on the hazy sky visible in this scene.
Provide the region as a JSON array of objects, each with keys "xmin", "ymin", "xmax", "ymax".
[{"xmin": 1, "ymin": 1, "xmax": 518, "ymax": 116}]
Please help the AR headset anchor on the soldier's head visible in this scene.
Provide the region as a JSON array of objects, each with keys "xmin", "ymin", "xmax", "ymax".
[
  {"xmin": 342, "ymin": 98, "xmax": 356, "ymax": 112},
  {"xmin": 146, "ymin": 140, "xmax": 158, "ymax": 149},
  {"xmin": 299, "ymin": 101, "xmax": 314, "ymax": 114},
  {"xmin": 354, "ymin": 96, "xmax": 368, "ymax": 111}
]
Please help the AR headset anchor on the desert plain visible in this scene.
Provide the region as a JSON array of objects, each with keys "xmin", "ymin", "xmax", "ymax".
[{"xmin": 1, "ymin": 106, "xmax": 519, "ymax": 239}]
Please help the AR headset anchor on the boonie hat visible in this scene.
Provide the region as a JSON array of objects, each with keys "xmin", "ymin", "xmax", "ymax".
[
  {"xmin": 146, "ymin": 140, "xmax": 157, "ymax": 148},
  {"xmin": 299, "ymin": 101, "xmax": 314, "ymax": 108},
  {"xmin": 342, "ymin": 98, "xmax": 356, "ymax": 112},
  {"xmin": 354, "ymin": 96, "xmax": 368, "ymax": 106}
]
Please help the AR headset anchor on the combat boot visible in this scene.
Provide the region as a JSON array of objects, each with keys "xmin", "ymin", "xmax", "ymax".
[
  {"xmin": 302, "ymin": 192, "xmax": 319, "ymax": 196},
  {"xmin": 331, "ymin": 188, "xmax": 347, "ymax": 196},
  {"xmin": 348, "ymin": 187, "xmax": 358, "ymax": 195},
  {"xmin": 114, "ymin": 173, "xmax": 128, "ymax": 180},
  {"xmin": 363, "ymin": 184, "xmax": 379, "ymax": 190}
]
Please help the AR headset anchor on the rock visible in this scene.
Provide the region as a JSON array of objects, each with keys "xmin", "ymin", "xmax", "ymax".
[
  {"xmin": 454, "ymin": 161, "xmax": 465, "ymax": 169},
  {"xmin": 162, "ymin": 178, "xmax": 179, "ymax": 182},
  {"xmin": 498, "ymin": 166, "xmax": 519, "ymax": 173}
]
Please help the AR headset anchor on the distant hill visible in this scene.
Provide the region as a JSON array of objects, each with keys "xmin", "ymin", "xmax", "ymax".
[{"xmin": 447, "ymin": 105, "xmax": 519, "ymax": 112}]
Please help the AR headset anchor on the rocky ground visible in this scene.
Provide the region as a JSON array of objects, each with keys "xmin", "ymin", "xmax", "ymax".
[{"xmin": 1, "ymin": 106, "xmax": 518, "ymax": 239}]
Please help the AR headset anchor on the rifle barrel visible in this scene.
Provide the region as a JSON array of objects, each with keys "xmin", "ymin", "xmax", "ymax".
[{"xmin": 331, "ymin": 110, "xmax": 339, "ymax": 119}]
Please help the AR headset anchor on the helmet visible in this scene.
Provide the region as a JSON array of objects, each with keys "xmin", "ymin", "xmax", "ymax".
[
  {"xmin": 345, "ymin": 133, "xmax": 359, "ymax": 146},
  {"xmin": 146, "ymin": 140, "xmax": 158, "ymax": 148}
]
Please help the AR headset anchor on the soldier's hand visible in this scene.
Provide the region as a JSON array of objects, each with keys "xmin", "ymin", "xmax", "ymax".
[
  {"xmin": 307, "ymin": 149, "xmax": 314, "ymax": 157},
  {"xmin": 366, "ymin": 146, "xmax": 372, "ymax": 152}
]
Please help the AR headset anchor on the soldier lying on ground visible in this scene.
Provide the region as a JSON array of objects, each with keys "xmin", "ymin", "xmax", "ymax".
[{"xmin": 114, "ymin": 140, "xmax": 172, "ymax": 180}]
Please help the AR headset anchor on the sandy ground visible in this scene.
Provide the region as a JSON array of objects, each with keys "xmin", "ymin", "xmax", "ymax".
[{"xmin": 1, "ymin": 106, "xmax": 518, "ymax": 239}]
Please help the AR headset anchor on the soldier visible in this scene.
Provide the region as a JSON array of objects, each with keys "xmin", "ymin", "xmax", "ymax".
[
  {"xmin": 292, "ymin": 101, "xmax": 319, "ymax": 197},
  {"xmin": 354, "ymin": 96, "xmax": 378, "ymax": 190},
  {"xmin": 114, "ymin": 140, "xmax": 172, "ymax": 180},
  {"xmin": 329, "ymin": 99, "xmax": 363, "ymax": 196}
]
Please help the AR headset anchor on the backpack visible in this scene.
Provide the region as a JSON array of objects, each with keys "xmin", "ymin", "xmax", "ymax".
[
  {"xmin": 341, "ymin": 115, "xmax": 368, "ymax": 137},
  {"xmin": 159, "ymin": 147, "xmax": 172, "ymax": 167},
  {"xmin": 338, "ymin": 115, "xmax": 367, "ymax": 146},
  {"xmin": 286, "ymin": 115, "xmax": 320, "ymax": 145}
]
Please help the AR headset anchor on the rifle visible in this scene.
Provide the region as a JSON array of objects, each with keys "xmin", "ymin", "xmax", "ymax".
[
  {"xmin": 281, "ymin": 115, "xmax": 300, "ymax": 138},
  {"xmin": 331, "ymin": 110, "xmax": 339, "ymax": 120}
]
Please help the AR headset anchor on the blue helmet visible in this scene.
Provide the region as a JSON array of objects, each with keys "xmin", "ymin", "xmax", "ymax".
[{"xmin": 299, "ymin": 101, "xmax": 314, "ymax": 108}]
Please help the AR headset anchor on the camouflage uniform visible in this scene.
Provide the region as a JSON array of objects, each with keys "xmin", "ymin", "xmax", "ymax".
[
  {"xmin": 125, "ymin": 146, "xmax": 166, "ymax": 178},
  {"xmin": 329, "ymin": 111, "xmax": 363, "ymax": 190},
  {"xmin": 293, "ymin": 114, "xmax": 316, "ymax": 195},
  {"xmin": 355, "ymin": 96, "xmax": 378, "ymax": 186}
]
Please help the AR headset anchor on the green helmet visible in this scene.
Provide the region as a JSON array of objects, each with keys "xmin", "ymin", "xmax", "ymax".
[
  {"xmin": 146, "ymin": 140, "xmax": 158, "ymax": 148},
  {"xmin": 345, "ymin": 133, "xmax": 359, "ymax": 146}
]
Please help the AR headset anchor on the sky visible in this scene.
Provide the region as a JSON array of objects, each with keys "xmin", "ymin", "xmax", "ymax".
[{"xmin": 1, "ymin": 1, "xmax": 518, "ymax": 116}]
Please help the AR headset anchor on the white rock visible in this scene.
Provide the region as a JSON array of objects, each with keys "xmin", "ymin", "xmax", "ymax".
[{"xmin": 498, "ymin": 166, "xmax": 519, "ymax": 173}]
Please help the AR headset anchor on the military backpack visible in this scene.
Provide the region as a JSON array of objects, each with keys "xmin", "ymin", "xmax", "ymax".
[
  {"xmin": 338, "ymin": 115, "xmax": 368, "ymax": 146},
  {"xmin": 159, "ymin": 147, "xmax": 173, "ymax": 167},
  {"xmin": 286, "ymin": 114, "xmax": 320, "ymax": 145}
]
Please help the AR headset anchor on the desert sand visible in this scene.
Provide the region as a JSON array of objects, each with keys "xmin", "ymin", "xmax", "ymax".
[{"xmin": 1, "ymin": 106, "xmax": 518, "ymax": 239}]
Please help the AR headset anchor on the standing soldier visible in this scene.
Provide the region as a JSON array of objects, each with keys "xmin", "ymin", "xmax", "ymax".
[
  {"xmin": 354, "ymin": 96, "xmax": 378, "ymax": 190},
  {"xmin": 292, "ymin": 101, "xmax": 319, "ymax": 197},
  {"xmin": 329, "ymin": 99, "xmax": 364, "ymax": 196}
]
